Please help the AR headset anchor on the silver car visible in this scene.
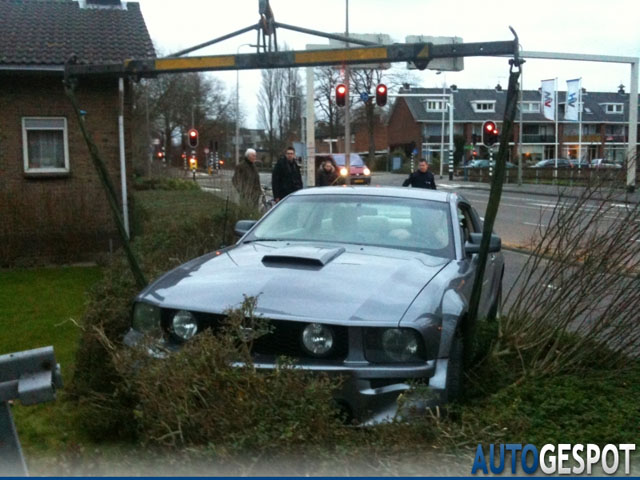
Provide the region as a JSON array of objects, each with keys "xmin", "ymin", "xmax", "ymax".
[{"xmin": 125, "ymin": 187, "xmax": 503, "ymax": 424}]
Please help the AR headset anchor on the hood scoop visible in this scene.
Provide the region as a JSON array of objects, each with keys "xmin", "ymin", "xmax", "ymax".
[{"xmin": 262, "ymin": 245, "xmax": 345, "ymax": 268}]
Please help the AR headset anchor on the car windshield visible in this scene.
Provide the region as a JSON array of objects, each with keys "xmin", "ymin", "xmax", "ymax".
[
  {"xmin": 331, "ymin": 154, "xmax": 365, "ymax": 167},
  {"xmin": 248, "ymin": 194, "xmax": 455, "ymax": 259}
]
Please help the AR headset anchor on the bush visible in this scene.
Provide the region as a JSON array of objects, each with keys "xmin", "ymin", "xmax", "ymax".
[{"xmin": 70, "ymin": 189, "xmax": 251, "ymax": 439}]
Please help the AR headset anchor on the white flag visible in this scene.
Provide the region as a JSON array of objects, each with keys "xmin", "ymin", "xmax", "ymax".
[
  {"xmin": 541, "ymin": 79, "xmax": 556, "ymax": 121},
  {"xmin": 565, "ymin": 78, "xmax": 581, "ymax": 122}
]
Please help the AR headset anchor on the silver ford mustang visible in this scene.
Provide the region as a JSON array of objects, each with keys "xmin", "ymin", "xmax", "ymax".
[{"xmin": 125, "ymin": 186, "xmax": 503, "ymax": 424}]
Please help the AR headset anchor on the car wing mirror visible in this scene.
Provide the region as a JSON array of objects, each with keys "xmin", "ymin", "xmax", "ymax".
[
  {"xmin": 465, "ymin": 232, "xmax": 502, "ymax": 255},
  {"xmin": 234, "ymin": 220, "xmax": 257, "ymax": 237}
]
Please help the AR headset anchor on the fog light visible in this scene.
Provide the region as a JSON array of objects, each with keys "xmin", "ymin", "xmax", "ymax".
[
  {"xmin": 302, "ymin": 323, "xmax": 334, "ymax": 357},
  {"xmin": 172, "ymin": 310, "xmax": 198, "ymax": 340},
  {"xmin": 382, "ymin": 329, "xmax": 419, "ymax": 362}
]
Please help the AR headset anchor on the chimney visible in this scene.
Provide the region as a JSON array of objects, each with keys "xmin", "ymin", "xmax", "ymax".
[
  {"xmin": 450, "ymin": 84, "xmax": 457, "ymax": 92},
  {"xmin": 618, "ymin": 84, "xmax": 626, "ymax": 95},
  {"xmin": 495, "ymin": 83, "xmax": 503, "ymax": 92}
]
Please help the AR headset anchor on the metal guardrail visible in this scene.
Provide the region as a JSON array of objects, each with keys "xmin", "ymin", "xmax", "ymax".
[{"xmin": 0, "ymin": 346, "xmax": 63, "ymax": 477}]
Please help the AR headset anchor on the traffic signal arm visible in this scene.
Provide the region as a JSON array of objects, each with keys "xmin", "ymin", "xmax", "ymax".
[{"xmin": 65, "ymin": 40, "xmax": 518, "ymax": 77}]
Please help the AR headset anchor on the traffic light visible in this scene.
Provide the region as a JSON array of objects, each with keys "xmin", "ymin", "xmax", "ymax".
[
  {"xmin": 336, "ymin": 84, "xmax": 346, "ymax": 107},
  {"xmin": 375, "ymin": 84, "xmax": 387, "ymax": 106},
  {"xmin": 188, "ymin": 128, "xmax": 199, "ymax": 148},
  {"xmin": 482, "ymin": 121, "xmax": 499, "ymax": 147}
]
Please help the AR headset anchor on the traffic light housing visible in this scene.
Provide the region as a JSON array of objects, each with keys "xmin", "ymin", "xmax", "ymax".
[
  {"xmin": 375, "ymin": 84, "xmax": 387, "ymax": 106},
  {"xmin": 188, "ymin": 128, "xmax": 199, "ymax": 148},
  {"xmin": 482, "ymin": 121, "xmax": 499, "ymax": 147},
  {"xmin": 336, "ymin": 84, "xmax": 346, "ymax": 107}
]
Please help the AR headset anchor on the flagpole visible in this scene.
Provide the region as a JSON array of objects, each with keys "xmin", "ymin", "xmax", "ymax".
[
  {"xmin": 554, "ymin": 78, "xmax": 558, "ymax": 172},
  {"xmin": 577, "ymin": 78, "xmax": 583, "ymax": 169}
]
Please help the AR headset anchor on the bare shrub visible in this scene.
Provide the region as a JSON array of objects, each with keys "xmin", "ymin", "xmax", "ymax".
[{"xmin": 498, "ymin": 168, "xmax": 640, "ymax": 376}]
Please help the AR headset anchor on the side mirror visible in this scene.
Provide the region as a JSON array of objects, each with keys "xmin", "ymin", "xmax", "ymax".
[
  {"xmin": 465, "ymin": 232, "xmax": 501, "ymax": 255},
  {"xmin": 234, "ymin": 220, "xmax": 257, "ymax": 237}
]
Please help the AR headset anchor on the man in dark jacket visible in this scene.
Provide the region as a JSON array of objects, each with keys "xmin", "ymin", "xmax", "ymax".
[
  {"xmin": 402, "ymin": 159, "xmax": 437, "ymax": 189},
  {"xmin": 232, "ymin": 148, "xmax": 262, "ymax": 209},
  {"xmin": 272, "ymin": 146, "xmax": 303, "ymax": 202}
]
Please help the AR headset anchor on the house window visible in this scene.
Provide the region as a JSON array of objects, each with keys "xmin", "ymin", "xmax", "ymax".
[
  {"xmin": 22, "ymin": 117, "xmax": 70, "ymax": 173},
  {"xmin": 471, "ymin": 101, "xmax": 495, "ymax": 113},
  {"xmin": 603, "ymin": 103, "xmax": 623, "ymax": 114},
  {"xmin": 425, "ymin": 100, "xmax": 446, "ymax": 112},
  {"xmin": 519, "ymin": 101, "xmax": 540, "ymax": 113}
]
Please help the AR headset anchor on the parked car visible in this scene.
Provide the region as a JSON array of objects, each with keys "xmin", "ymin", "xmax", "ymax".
[
  {"xmin": 590, "ymin": 158, "xmax": 622, "ymax": 169},
  {"xmin": 316, "ymin": 153, "xmax": 371, "ymax": 185},
  {"xmin": 463, "ymin": 159, "xmax": 516, "ymax": 169},
  {"xmin": 124, "ymin": 187, "xmax": 504, "ymax": 424},
  {"xmin": 569, "ymin": 158, "xmax": 591, "ymax": 169},
  {"xmin": 531, "ymin": 158, "xmax": 572, "ymax": 169}
]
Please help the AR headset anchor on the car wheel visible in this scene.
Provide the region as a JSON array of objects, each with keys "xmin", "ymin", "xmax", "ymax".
[{"xmin": 446, "ymin": 332, "xmax": 464, "ymax": 402}]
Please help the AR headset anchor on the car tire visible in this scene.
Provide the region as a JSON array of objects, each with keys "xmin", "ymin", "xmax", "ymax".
[{"xmin": 446, "ymin": 332, "xmax": 464, "ymax": 402}]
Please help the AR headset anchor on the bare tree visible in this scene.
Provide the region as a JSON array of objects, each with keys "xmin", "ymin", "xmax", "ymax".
[
  {"xmin": 498, "ymin": 171, "xmax": 640, "ymax": 376},
  {"xmin": 258, "ymin": 65, "xmax": 302, "ymax": 164},
  {"xmin": 314, "ymin": 67, "xmax": 342, "ymax": 140}
]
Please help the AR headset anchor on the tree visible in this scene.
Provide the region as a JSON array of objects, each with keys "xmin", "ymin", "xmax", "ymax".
[
  {"xmin": 258, "ymin": 64, "xmax": 303, "ymax": 164},
  {"xmin": 314, "ymin": 67, "xmax": 342, "ymax": 140}
]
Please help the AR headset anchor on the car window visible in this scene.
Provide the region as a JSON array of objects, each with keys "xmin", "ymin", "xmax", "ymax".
[
  {"xmin": 249, "ymin": 194, "xmax": 455, "ymax": 258},
  {"xmin": 331, "ymin": 154, "xmax": 365, "ymax": 167}
]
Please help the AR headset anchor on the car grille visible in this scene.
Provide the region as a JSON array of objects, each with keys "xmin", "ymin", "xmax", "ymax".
[{"xmin": 161, "ymin": 309, "xmax": 348, "ymax": 361}]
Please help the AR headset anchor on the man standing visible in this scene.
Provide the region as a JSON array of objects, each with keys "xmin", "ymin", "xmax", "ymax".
[
  {"xmin": 272, "ymin": 146, "xmax": 303, "ymax": 202},
  {"xmin": 402, "ymin": 159, "xmax": 437, "ymax": 189},
  {"xmin": 232, "ymin": 148, "xmax": 262, "ymax": 209}
]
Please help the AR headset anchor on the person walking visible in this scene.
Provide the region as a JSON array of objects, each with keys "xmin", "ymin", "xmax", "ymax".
[
  {"xmin": 232, "ymin": 148, "xmax": 262, "ymax": 209},
  {"xmin": 316, "ymin": 159, "xmax": 339, "ymax": 186},
  {"xmin": 402, "ymin": 159, "xmax": 437, "ymax": 189},
  {"xmin": 272, "ymin": 146, "xmax": 303, "ymax": 202}
]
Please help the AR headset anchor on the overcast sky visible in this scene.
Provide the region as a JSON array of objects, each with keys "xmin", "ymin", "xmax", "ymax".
[{"xmin": 133, "ymin": 0, "xmax": 640, "ymax": 128}]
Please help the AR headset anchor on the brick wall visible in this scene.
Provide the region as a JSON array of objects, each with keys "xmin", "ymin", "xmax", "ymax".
[
  {"xmin": 0, "ymin": 74, "xmax": 133, "ymax": 266},
  {"xmin": 387, "ymin": 99, "xmax": 421, "ymax": 157}
]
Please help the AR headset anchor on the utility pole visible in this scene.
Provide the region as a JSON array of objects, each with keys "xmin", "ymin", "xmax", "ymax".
[{"xmin": 344, "ymin": 0, "xmax": 351, "ymax": 184}]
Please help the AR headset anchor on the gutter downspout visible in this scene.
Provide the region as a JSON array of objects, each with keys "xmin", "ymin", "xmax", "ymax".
[{"xmin": 118, "ymin": 77, "xmax": 130, "ymax": 237}]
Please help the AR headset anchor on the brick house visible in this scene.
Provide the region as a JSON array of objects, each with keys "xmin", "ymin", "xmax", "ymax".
[
  {"xmin": 388, "ymin": 85, "xmax": 639, "ymax": 166},
  {"xmin": 0, "ymin": 0, "xmax": 154, "ymax": 266}
]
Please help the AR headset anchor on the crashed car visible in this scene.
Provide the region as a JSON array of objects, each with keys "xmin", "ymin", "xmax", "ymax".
[{"xmin": 125, "ymin": 186, "xmax": 503, "ymax": 423}]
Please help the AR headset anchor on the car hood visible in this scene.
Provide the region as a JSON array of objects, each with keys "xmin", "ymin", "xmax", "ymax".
[{"xmin": 138, "ymin": 242, "xmax": 449, "ymax": 325}]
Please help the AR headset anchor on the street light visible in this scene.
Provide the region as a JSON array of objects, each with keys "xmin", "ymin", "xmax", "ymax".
[
  {"xmin": 235, "ymin": 43, "xmax": 258, "ymax": 166},
  {"xmin": 437, "ymin": 71, "xmax": 446, "ymax": 179}
]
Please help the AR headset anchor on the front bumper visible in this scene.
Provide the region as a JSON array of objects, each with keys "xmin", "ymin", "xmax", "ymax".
[{"xmin": 124, "ymin": 328, "xmax": 447, "ymax": 424}]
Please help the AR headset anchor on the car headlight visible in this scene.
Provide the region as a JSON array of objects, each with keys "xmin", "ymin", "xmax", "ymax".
[
  {"xmin": 364, "ymin": 328, "xmax": 425, "ymax": 363},
  {"xmin": 363, "ymin": 167, "xmax": 371, "ymax": 176},
  {"xmin": 132, "ymin": 302, "xmax": 161, "ymax": 336},
  {"xmin": 171, "ymin": 310, "xmax": 198, "ymax": 341},
  {"xmin": 339, "ymin": 167, "xmax": 348, "ymax": 177},
  {"xmin": 301, "ymin": 323, "xmax": 334, "ymax": 357}
]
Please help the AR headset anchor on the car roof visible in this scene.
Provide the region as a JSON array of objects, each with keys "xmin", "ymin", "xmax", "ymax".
[{"xmin": 293, "ymin": 185, "xmax": 461, "ymax": 204}]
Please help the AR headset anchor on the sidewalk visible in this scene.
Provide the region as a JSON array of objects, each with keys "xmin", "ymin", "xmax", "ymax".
[{"xmin": 426, "ymin": 176, "xmax": 640, "ymax": 205}]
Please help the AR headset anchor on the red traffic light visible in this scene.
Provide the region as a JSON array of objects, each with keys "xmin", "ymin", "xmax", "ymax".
[
  {"xmin": 336, "ymin": 84, "xmax": 347, "ymax": 107},
  {"xmin": 375, "ymin": 83, "xmax": 387, "ymax": 106},
  {"xmin": 482, "ymin": 121, "xmax": 499, "ymax": 146},
  {"xmin": 187, "ymin": 128, "xmax": 199, "ymax": 148}
]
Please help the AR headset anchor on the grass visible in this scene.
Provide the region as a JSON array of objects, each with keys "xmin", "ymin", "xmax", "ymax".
[{"xmin": 0, "ymin": 265, "xmax": 102, "ymax": 453}]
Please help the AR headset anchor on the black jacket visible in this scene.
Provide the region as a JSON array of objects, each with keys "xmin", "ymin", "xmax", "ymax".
[
  {"xmin": 316, "ymin": 168, "xmax": 339, "ymax": 186},
  {"xmin": 272, "ymin": 156, "xmax": 303, "ymax": 200},
  {"xmin": 402, "ymin": 169, "xmax": 437, "ymax": 189}
]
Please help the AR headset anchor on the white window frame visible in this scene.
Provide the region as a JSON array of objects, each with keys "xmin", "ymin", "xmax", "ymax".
[
  {"xmin": 424, "ymin": 100, "xmax": 446, "ymax": 112},
  {"xmin": 602, "ymin": 103, "xmax": 624, "ymax": 114},
  {"xmin": 519, "ymin": 101, "xmax": 540, "ymax": 113},
  {"xmin": 22, "ymin": 117, "xmax": 70, "ymax": 174},
  {"xmin": 471, "ymin": 101, "xmax": 496, "ymax": 113}
]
